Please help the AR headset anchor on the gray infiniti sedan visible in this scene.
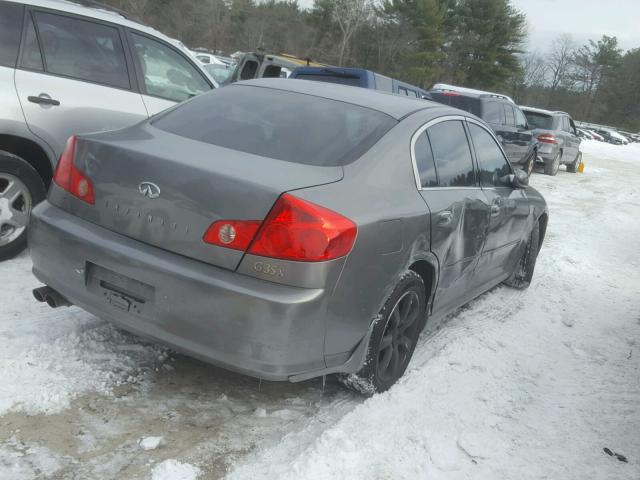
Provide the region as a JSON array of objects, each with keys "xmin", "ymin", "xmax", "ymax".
[{"xmin": 28, "ymin": 79, "xmax": 548, "ymax": 394}]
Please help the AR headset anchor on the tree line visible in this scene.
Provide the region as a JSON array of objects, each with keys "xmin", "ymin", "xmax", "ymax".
[{"xmin": 105, "ymin": 0, "xmax": 639, "ymax": 131}]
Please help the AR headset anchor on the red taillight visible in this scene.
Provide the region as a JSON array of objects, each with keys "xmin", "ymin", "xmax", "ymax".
[
  {"xmin": 203, "ymin": 194, "xmax": 357, "ymax": 262},
  {"xmin": 537, "ymin": 134, "xmax": 557, "ymax": 144},
  {"xmin": 53, "ymin": 136, "xmax": 95, "ymax": 204},
  {"xmin": 249, "ymin": 194, "xmax": 357, "ymax": 261},
  {"xmin": 203, "ymin": 220, "xmax": 261, "ymax": 251},
  {"xmin": 441, "ymin": 91, "xmax": 461, "ymax": 96}
]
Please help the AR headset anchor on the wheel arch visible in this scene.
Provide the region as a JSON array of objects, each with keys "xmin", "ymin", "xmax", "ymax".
[
  {"xmin": 0, "ymin": 134, "xmax": 54, "ymax": 188},
  {"xmin": 407, "ymin": 255, "xmax": 439, "ymax": 317}
]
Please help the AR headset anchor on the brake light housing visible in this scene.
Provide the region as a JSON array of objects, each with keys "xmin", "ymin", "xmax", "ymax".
[
  {"xmin": 53, "ymin": 136, "xmax": 95, "ymax": 204},
  {"xmin": 537, "ymin": 133, "xmax": 557, "ymax": 144},
  {"xmin": 203, "ymin": 194, "xmax": 357, "ymax": 262}
]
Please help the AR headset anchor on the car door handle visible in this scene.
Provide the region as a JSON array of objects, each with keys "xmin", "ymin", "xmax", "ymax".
[
  {"xmin": 437, "ymin": 211, "xmax": 453, "ymax": 225},
  {"xmin": 28, "ymin": 95, "xmax": 60, "ymax": 106}
]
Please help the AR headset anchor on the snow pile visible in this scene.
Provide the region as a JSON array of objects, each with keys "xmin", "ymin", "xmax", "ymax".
[
  {"xmin": 0, "ymin": 253, "xmax": 167, "ymax": 415},
  {"xmin": 226, "ymin": 143, "xmax": 640, "ymax": 479},
  {"xmin": 139, "ymin": 436, "xmax": 164, "ymax": 450},
  {"xmin": 0, "ymin": 438, "xmax": 63, "ymax": 480},
  {"xmin": 151, "ymin": 459, "xmax": 200, "ymax": 480}
]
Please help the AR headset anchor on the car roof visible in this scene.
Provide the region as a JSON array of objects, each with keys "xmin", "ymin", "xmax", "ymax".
[
  {"xmin": 520, "ymin": 106, "xmax": 569, "ymax": 117},
  {"xmin": 431, "ymin": 83, "xmax": 514, "ymax": 103},
  {"xmin": 239, "ymin": 78, "xmax": 446, "ymax": 120},
  {"xmin": 18, "ymin": 0, "xmax": 181, "ymax": 48}
]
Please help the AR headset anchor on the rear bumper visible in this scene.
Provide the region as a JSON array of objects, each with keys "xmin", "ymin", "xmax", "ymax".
[
  {"xmin": 28, "ymin": 202, "xmax": 359, "ymax": 381},
  {"xmin": 537, "ymin": 143, "xmax": 558, "ymax": 163}
]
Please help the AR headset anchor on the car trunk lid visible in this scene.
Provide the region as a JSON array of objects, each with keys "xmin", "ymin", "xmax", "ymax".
[{"xmin": 60, "ymin": 125, "xmax": 344, "ymax": 271}]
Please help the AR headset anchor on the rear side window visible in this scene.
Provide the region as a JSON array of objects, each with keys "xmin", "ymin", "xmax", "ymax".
[
  {"xmin": 483, "ymin": 102, "xmax": 504, "ymax": 124},
  {"xmin": 413, "ymin": 132, "xmax": 438, "ymax": 188},
  {"xmin": 427, "ymin": 120, "xmax": 475, "ymax": 187},
  {"xmin": 523, "ymin": 111, "xmax": 553, "ymax": 129},
  {"xmin": 0, "ymin": 2, "xmax": 24, "ymax": 67},
  {"xmin": 239, "ymin": 60, "xmax": 258, "ymax": 80},
  {"xmin": 34, "ymin": 12, "xmax": 130, "ymax": 89},
  {"xmin": 21, "ymin": 14, "xmax": 43, "ymax": 71},
  {"xmin": 503, "ymin": 104, "xmax": 515, "ymax": 126},
  {"xmin": 469, "ymin": 123, "xmax": 511, "ymax": 187},
  {"xmin": 153, "ymin": 85, "xmax": 397, "ymax": 166}
]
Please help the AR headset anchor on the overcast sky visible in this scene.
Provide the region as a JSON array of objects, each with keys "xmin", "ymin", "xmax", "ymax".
[{"xmin": 512, "ymin": 0, "xmax": 640, "ymax": 53}]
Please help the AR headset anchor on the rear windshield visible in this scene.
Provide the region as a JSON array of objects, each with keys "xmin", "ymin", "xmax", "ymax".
[
  {"xmin": 523, "ymin": 111, "xmax": 553, "ymax": 129},
  {"xmin": 152, "ymin": 85, "xmax": 396, "ymax": 166},
  {"xmin": 429, "ymin": 93, "xmax": 481, "ymax": 116},
  {"xmin": 293, "ymin": 73, "xmax": 363, "ymax": 87}
]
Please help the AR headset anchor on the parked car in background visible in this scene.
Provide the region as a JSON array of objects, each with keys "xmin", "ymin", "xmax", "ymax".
[
  {"xmin": 595, "ymin": 128, "xmax": 628, "ymax": 145},
  {"xmin": 520, "ymin": 107, "xmax": 582, "ymax": 175},
  {"xmin": 0, "ymin": 0, "xmax": 217, "ymax": 260},
  {"xmin": 28, "ymin": 78, "xmax": 547, "ymax": 394},
  {"xmin": 191, "ymin": 50, "xmax": 229, "ymax": 66},
  {"xmin": 587, "ymin": 130, "xmax": 605, "ymax": 141},
  {"xmin": 429, "ymin": 85, "xmax": 537, "ymax": 175},
  {"xmin": 228, "ymin": 52, "xmax": 324, "ymax": 83},
  {"xmin": 203, "ymin": 63, "xmax": 233, "ymax": 85},
  {"xmin": 289, "ymin": 67, "xmax": 432, "ymax": 99},
  {"xmin": 577, "ymin": 128, "xmax": 594, "ymax": 140}
]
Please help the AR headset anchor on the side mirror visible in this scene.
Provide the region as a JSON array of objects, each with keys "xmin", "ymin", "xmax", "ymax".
[{"xmin": 509, "ymin": 169, "xmax": 529, "ymax": 188}]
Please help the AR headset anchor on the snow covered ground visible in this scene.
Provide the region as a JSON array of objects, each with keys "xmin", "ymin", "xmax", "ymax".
[{"xmin": 0, "ymin": 140, "xmax": 638, "ymax": 479}]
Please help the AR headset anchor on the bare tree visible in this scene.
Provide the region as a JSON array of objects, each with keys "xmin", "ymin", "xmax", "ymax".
[
  {"xmin": 547, "ymin": 34, "xmax": 575, "ymax": 91},
  {"xmin": 521, "ymin": 51, "xmax": 547, "ymax": 86},
  {"xmin": 331, "ymin": 0, "xmax": 372, "ymax": 66}
]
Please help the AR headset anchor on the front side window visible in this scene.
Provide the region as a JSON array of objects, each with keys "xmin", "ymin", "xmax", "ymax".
[
  {"xmin": 469, "ymin": 123, "xmax": 511, "ymax": 187},
  {"xmin": 413, "ymin": 132, "xmax": 438, "ymax": 188},
  {"xmin": 427, "ymin": 120, "xmax": 475, "ymax": 187},
  {"xmin": 132, "ymin": 33, "xmax": 210, "ymax": 102},
  {"xmin": 34, "ymin": 12, "xmax": 130, "ymax": 89},
  {"xmin": 0, "ymin": 2, "xmax": 24, "ymax": 67}
]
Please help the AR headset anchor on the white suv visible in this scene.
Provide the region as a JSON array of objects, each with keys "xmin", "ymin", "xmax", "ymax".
[{"xmin": 0, "ymin": 0, "xmax": 217, "ymax": 259}]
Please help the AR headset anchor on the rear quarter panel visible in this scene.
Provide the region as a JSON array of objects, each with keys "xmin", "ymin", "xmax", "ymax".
[{"xmin": 293, "ymin": 109, "xmax": 447, "ymax": 361}]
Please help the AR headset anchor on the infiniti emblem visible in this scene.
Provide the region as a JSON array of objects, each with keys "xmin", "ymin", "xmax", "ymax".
[{"xmin": 138, "ymin": 181, "xmax": 160, "ymax": 199}]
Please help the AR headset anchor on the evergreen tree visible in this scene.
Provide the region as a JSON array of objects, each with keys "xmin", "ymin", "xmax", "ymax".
[{"xmin": 443, "ymin": 0, "xmax": 525, "ymax": 89}]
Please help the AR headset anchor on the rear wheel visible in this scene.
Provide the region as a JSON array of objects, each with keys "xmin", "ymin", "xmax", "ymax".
[
  {"xmin": 566, "ymin": 152, "xmax": 582, "ymax": 173},
  {"xmin": 544, "ymin": 151, "xmax": 561, "ymax": 176},
  {"xmin": 504, "ymin": 220, "xmax": 540, "ymax": 289},
  {"xmin": 342, "ymin": 271, "xmax": 425, "ymax": 395},
  {"xmin": 523, "ymin": 149, "xmax": 536, "ymax": 177},
  {"xmin": 0, "ymin": 153, "xmax": 46, "ymax": 261}
]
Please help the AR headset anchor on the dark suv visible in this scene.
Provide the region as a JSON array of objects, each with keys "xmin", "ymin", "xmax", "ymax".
[
  {"xmin": 429, "ymin": 84, "xmax": 537, "ymax": 176},
  {"xmin": 520, "ymin": 107, "xmax": 582, "ymax": 175}
]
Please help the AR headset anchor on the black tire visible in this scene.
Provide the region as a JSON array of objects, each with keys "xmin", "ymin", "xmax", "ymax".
[
  {"xmin": 544, "ymin": 151, "xmax": 561, "ymax": 176},
  {"xmin": 566, "ymin": 152, "xmax": 581, "ymax": 173},
  {"xmin": 342, "ymin": 271, "xmax": 426, "ymax": 395},
  {"xmin": 504, "ymin": 220, "xmax": 540, "ymax": 289},
  {"xmin": 0, "ymin": 152, "xmax": 46, "ymax": 261},
  {"xmin": 523, "ymin": 149, "xmax": 536, "ymax": 177}
]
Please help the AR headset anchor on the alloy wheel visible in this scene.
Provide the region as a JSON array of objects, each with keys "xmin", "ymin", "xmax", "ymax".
[
  {"xmin": 377, "ymin": 290, "xmax": 420, "ymax": 383},
  {"xmin": 0, "ymin": 173, "xmax": 32, "ymax": 247}
]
